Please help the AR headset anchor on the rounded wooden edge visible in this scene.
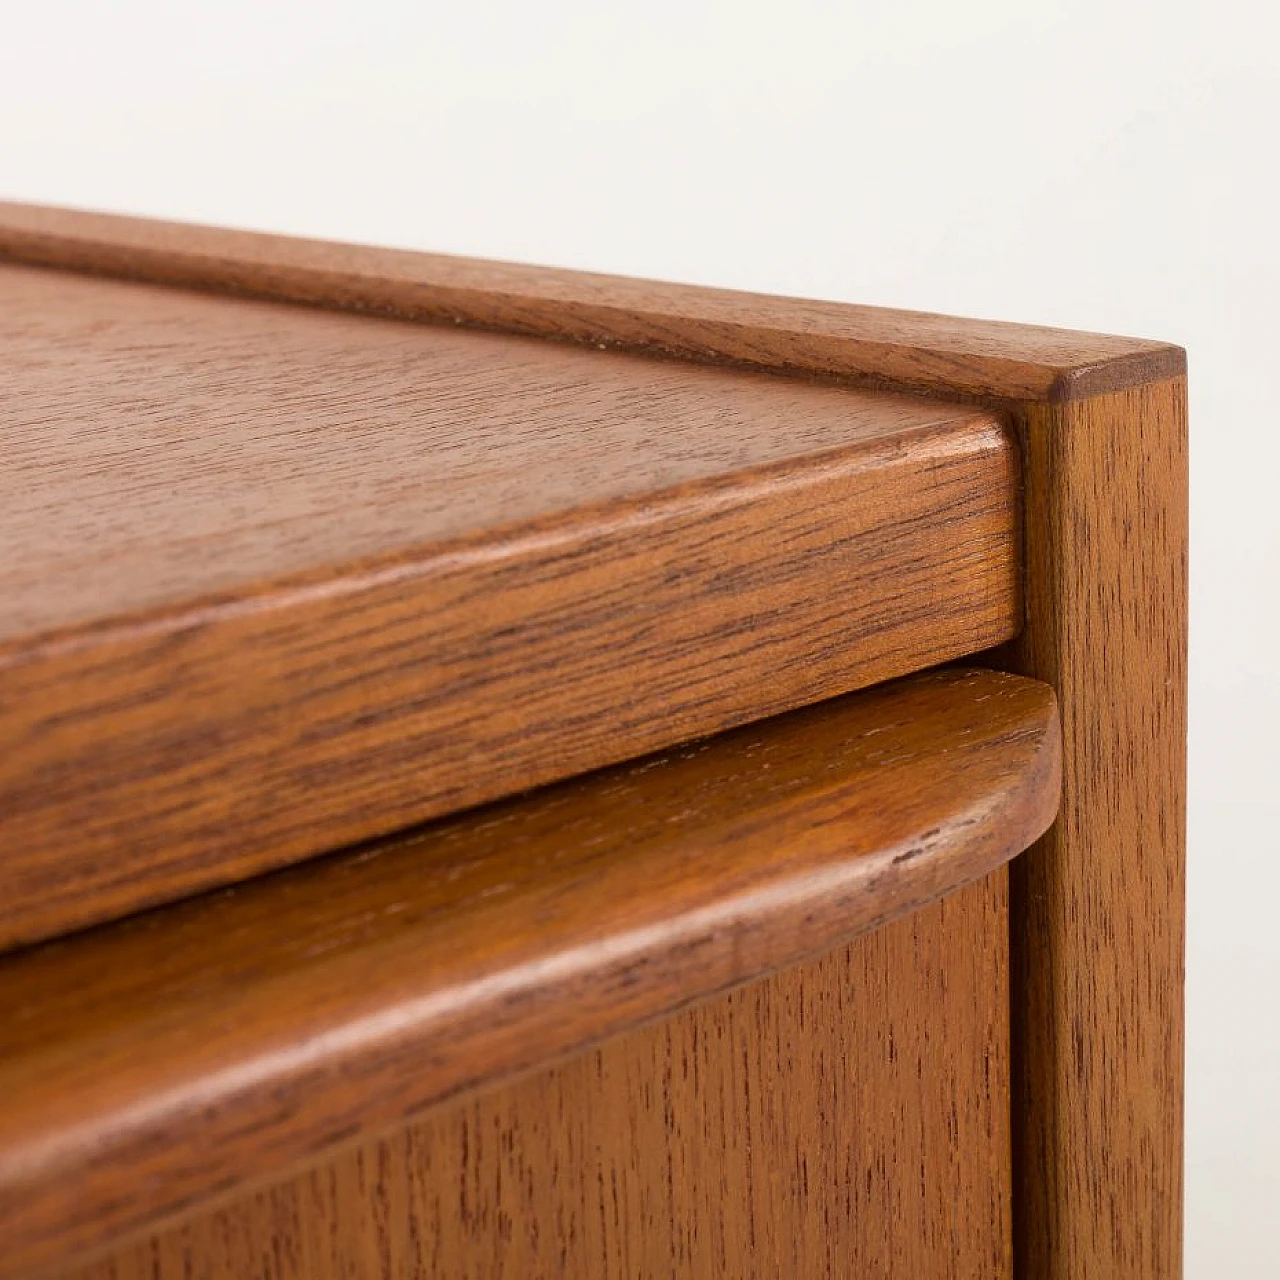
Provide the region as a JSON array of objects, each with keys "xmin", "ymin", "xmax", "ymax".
[{"xmin": 0, "ymin": 667, "xmax": 1059, "ymax": 1276}]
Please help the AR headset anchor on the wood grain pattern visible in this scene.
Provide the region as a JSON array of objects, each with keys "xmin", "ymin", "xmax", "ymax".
[
  {"xmin": 0, "ymin": 200, "xmax": 1182, "ymax": 402},
  {"xmin": 1008, "ymin": 378, "xmax": 1188, "ymax": 1280},
  {"xmin": 0, "ymin": 204, "xmax": 1186, "ymax": 1279},
  {"xmin": 0, "ymin": 668, "xmax": 1057, "ymax": 1279},
  {"xmin": 67, "ymin": 870, "xmax": 1012, "ymax": 1280},
  {"xmin": 0, "ymin": 263, "xmax": 1021, "ymax": 951}
]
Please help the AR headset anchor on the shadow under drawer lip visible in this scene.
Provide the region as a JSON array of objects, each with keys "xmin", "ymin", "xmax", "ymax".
[{"xmin": 0, "ymin": 664, "xmax": 1059, "ymax": 1278}]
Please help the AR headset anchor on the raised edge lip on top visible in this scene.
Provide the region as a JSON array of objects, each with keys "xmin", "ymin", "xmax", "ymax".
[{"xmin": 0, "ymin": 199, "xmax": 1186, "ymax": 404}]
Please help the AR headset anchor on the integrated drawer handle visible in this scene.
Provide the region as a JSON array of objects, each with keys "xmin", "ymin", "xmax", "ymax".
[{"xmin": 0, "ymin": 665, "xmax": 1058, "ymax": 1275}]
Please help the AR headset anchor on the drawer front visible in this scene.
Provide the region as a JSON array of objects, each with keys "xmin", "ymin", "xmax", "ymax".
[
  {"xmin": 69, "ymin": 872, "xmax": 1011, "ymax": 1280},
  {"xmin": 0, "ymin": 669, "xmax": 1055, "ymax": 1277}
]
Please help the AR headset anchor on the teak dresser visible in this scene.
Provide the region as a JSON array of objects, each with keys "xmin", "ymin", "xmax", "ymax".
[{"xmin": 0, "ymin": 203, "xmax": 1186, "ymax": 1280}]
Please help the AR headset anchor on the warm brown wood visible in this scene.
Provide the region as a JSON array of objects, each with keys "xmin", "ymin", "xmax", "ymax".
[
  {"xmin": 0, "ymin": 668, "xmax": 1057, "ymax": 1279},
  {"xmin": 0, "ymin": 200, "xmax": 1182, "ymax": 402},
  {"xmin": 0, "ymin": 262, "xmax": 1022, "ymax": 952},
  {"xmin": 1008, "ymin": 378, "xmax": 1188, "ymax": 1280},
  {"xmin": 67, "ymin": 870, "xmax": 1012, "ymax": 1280},
  {"xmin": 0, "ymin": 203, "xmax": 1187, "ymax": 1279}
]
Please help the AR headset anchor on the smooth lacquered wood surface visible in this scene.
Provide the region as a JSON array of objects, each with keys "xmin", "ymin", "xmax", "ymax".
[
  {"xmin": 68, "ymin": 871, "xmax": 1012, "ymax": 1280},
  {"xmin": 0, "ymin": 261, "xmax": 1021, "ymax": 951},
  {"xmin": 0, "ymin": 668, "xmax": 1058, "ymax": 1278}
]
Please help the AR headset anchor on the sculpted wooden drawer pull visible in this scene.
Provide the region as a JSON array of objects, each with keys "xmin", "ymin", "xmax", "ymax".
[{"xmin": 0, "ymin": 667, "xmax": 1058, "ymax": 1277}]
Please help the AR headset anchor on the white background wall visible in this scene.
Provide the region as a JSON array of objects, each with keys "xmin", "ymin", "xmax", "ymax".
[{"xmin": 3, "ymin": 3, "xmax": 1276, "ymax": 1272}]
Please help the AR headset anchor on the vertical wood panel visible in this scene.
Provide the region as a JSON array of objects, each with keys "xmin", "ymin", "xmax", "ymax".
[
  {"xmin": 1010, "ymin": 377, "xmax": 1188, "ymax": 1279},
  {"xmin": 74, "ymin": 872, "xmax": 1011, "ymax": 1280}
]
